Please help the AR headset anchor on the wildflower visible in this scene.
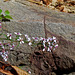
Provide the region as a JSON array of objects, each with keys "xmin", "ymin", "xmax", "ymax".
[
  {"xmin": 39, "ymin": 37, "xmax": 43, "ymax": 41},
  {"xmin": 53, "ymin": 36, "xmax": 56, "ymax": 40},
  {"xmin": 20, "ymin": 40, "xmax": 24, "ymax": 44},
  {"xmin": 17, "ymin": 37, "xmax": 24, "ymax": 44},
  {"xmin": 14, "ymin": 32, "xmax": 22, "ymax": 36},
  {"xmin": 34, "ymin": 37, "xmax": 39, "ymax": 41},
  {"xmin": 27, "ymin": 38, "xmax": 31, "ymax": 42},
  {"xmin": 2, "ymin": 45, "xmax": 4, "ymax": 49},
  {"xmin": 48, "ymin": 41, "xmax": 50, "ymax": 45},
  {"xmin": 0, "ymin": 51, "xmax": 8, "ymax": 61},
  {"xmin": 54, "ymin": 39, "xmax": 56, "ymax": 43},
  {"xmin": 7, "ymin": 33, "xmax": 12, "ymax": 39},
  {"xmin": 47, "ymin": 47, "xmax": 51, "ymax": 52},
  {"xmin": 28, "ymin": 70, "xmax": 31, "ymax": 74},
  {"xmin": 25, "ymin": 34, "xmax": 28, "ymax": 38},
  {"xmin": 55, "ymin": 44, "xmax": 58, "ymax": 48},
  {"xmin": 28, "ymin": 42, "xmax": 32, "ymax": 46},
  {"xmin": 43, "ymin": 48, "xmax": 45, "ymax": 51},
  {"xmin": 10, "ymin": 44, "xmax": 15, "ymax": 50}
]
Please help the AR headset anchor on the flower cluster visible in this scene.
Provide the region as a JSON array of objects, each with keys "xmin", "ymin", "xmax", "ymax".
[
  {"xmin": 0, "ymin": 42, "xmax": 8, "ymax": 61},
  {"xmin": 14, "ymin": 32, "xmax": 24, "ymax": 44},
  {"xmin": 7, "ymin": 33, "xmax": 12, "ymax": 39},
  {"xmin": 0, "ymin": 22, "xmax": 58, "ymax": 61}
]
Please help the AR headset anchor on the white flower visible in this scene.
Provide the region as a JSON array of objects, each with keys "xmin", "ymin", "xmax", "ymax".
[
  {"xmin": 39, "ymin": 37, "xmax": 43, "ymax": 41},
  {"xmin": 55, "ymin": 44, "xmax": 58, "ymax": 48},
  {"xmin": 18, "ymin": 32, "xmax": 22, "ymax": 36},
  {"xmin": 25, "ymin": 34, "xmax": 28, "ymax": 38},
  {"xmin": 43, "ymin": 40, "xmax": 46, "ymax": 44},
  {"xmin": 2, "ymin": 46, "xmax": 4, "ymax": 49},
  {"xmin": 27, "ymin": 38, "xmax": 31, "ymax": 41},
  {"xmin": 17, "ymin": 37, "xmax": 21, "ymax": 41},
  {"xmin": 9, "ymin": 36, "xmax": 12, "ymax": 39},
  {"xmin": 53, "ymin": 36, "xmax": 56, "ymax": 40},
  {"xmin": 48, "ymin": 41, "xmax": 50, "ymax": 45},
  {"xmin": 32, "ymin": 37, "xmax": 39, "ymax": 41},
  {"xmin": 14, "ymin": 32, "xmax": 17, "ymax": 35},
  {"xmin": 7, "ymin": 33, "xmax": 9, "ymax": 37},
  {"xmin": 14, "ymin": 32, "xmax": 22, "ymax": 36},
  {"xmin": 43, "ymin": 48, "xmax": 45, "ymax": 51},
  {"xmin": 28, "ymin": 42, "xmax": 32, "ymax": 46},
  {"xmin": 54, "ymin": 39, "xmax": 56, "ymax": 43},
  {"xmin": 4, "ymin": 58, "xmax": 7, "ymax": 61},
  {"xmin": 49, "ymin": 38, "xmax": 53, "ymax": 41},
  {"xmin": 10, "ymin": 47, "xmax": 13, "ymax": 50},
  {"xmin": 20, "ymin": 41, "xmax": 24, "ymax": 44},
  {"xmin": 28, "ymin": 70, "xmax": 31, "ymax": 74},
  {"xmin": 47, "ymin": 47, "xmax": 51, "ymax": 52},
  {"xmin": 34, "ymin": 37, "xmax": 39, "ymax": 41},
  {"xmin": 47, "ymin": 38, "xmax": 49, "ymax": 42},
  {"xmin": 43, "ymin": 43, "xmax": 45, "ymax": 47}
]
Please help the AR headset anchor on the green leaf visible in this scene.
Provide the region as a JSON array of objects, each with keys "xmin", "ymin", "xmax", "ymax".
[
  {"xmin": 5, "ymin": 10, "xmax": 10, "ymax": 15},
  {"xmin": 4, "ymin": 15, "xmax": 13, "ymax": 19},
  {"xmin": 0, "ymin": 9, "xmax": 2, "ymax": 14},
  {"xmin": 0, "ymin": 17, "xmax": 2, "ymax": 20}
]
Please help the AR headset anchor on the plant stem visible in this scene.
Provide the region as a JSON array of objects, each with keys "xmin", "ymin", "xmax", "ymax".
[{"xmin": 44, "ymin": 16, "xmax": 47, "ymax": 39}]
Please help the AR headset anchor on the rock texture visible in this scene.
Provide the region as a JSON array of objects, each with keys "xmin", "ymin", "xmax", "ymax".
[
  {"xmin": 0, "ymin": 0, "xmax": 75, "ymax": 75},
  {"xmin": 30, "ymin": 50, "xmax": 75, "ymax": 75}
]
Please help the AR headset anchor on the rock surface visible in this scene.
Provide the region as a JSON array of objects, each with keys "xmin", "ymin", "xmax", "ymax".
[{"xmin": 0, "ymin": 0, "xmax": 75, "ymax": 75}]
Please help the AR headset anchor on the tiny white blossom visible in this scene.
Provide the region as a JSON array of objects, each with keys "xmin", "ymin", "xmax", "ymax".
[
  {"xmin": 28, "ymin": 42, "xmax": 32, "ymax": 46},
  {"xmin": 47, "ymin": 47, "xmax": 51, "ymax": 52},
  {"xmin": 17, "ymin": 37, "xmax": 22, "ymax": 41},
  {"xmin": 7, "ymin": 33, "xmax": 10, "ymax": 37},
  {"xmin": 43, "ymin": 48, "xmax": 45, "ymax": 51},
  {"xmin": 2, "ymin": 46, "xmax": 4, "ymax": 49},
  {"xmin": 14, "ymin": 32, "xmax": 17, "ymax": 35},
  {"xmin": 20, "ymin": 41, "xmax": 24, "ymax": 44},
  {"xmin": 53, "ymin": 36, "xmax": 56, "ymax": 40},
  {"xmin": 10, "ymin": 48, "xmax": 13, "ymax": 50},
  {"xmin": 28, "ymin": 70, "xmax": 31, "ymax": 74},
  {"xmin": 10, "ymin": 36, "xmax": 12, "ymax": 39},
  {"xmin": 48, "ymin": 42, "xmax": 50, "ymax": 45},
  {"xmin": 14, "ymin": 32, "xmax": 22, "ymax": 35},
  {"xmin": 39, "ymin": 37, "xmax": 43, "ymax": 41},
  {"xmin": 34, "ymin": 37, "xmax": 39, "ymax": 41},
  {"xmin": 25, "ymin": 34, "xmax": 28, "ymax": 38},
  {"xmin": 27, "ymin": 38, "xmax": 31, "ymax": 41},
  {"xmin": 54, "ymin": 40, "xmax": 56, "ymax": 43},
  {"xmin": 55, "ymin": 44, "xmax": 58, "ymax": 48},
  {"xmin": 47, "ymin": 38, "xmax": 49, "ymax": 42},
  {"xmin": 18, "ymin": 32, "xmax": 22, "ymax": 36}
]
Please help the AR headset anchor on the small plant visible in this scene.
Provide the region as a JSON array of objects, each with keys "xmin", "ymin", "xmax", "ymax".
[
  {"xmin": 0, "ymin": 9, "xmax": 13, "ymax": 21},
  {"xmin": 0, "ymin": 27, "xmax": 58, "ymax": 61}
]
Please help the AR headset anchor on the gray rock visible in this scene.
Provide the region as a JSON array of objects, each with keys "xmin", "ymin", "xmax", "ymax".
[{"xmin": 0, "ymin": 0, "xmax": 75, "ymax": 74}]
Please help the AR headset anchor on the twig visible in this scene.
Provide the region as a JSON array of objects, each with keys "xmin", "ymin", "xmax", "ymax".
[{"xmin": 44, "ymin": 16, "xmax": 47, "ymax": 38}]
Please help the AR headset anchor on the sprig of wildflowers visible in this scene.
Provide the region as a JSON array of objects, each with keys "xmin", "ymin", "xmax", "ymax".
[{"xmin": 0, "ymin": 22, "xmax": 58, "ymax": 61}]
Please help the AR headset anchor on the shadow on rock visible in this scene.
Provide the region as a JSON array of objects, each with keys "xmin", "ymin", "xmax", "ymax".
[{"xmin": 30, "ymin": 50, "xmax": 75, "ymax": 75}]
